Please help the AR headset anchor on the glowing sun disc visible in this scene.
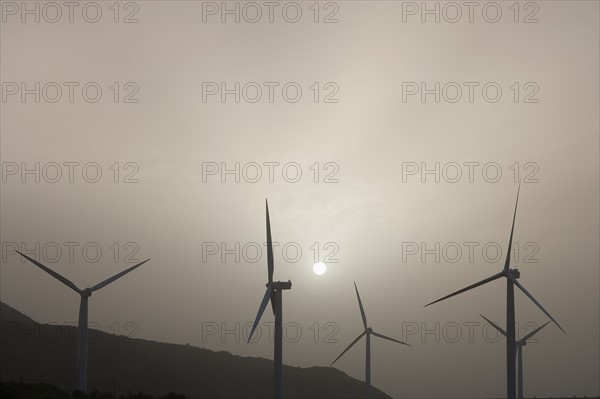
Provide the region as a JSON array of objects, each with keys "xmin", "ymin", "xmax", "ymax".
[{"xmin": 313, "ymin": 262, "xmax": 326, "ymax": 275}]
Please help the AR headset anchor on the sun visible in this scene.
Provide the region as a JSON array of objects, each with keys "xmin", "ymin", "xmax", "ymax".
[{"xmin": 313, "ymin": 262, "xmax": 326, "ymax": 276}]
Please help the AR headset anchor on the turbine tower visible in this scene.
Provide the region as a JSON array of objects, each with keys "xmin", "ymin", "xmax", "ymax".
[
  {"xmin": 331, "ymin": 282, "xmax": 410, "ymax": 399},
  {"xmin": 424, "ymin": 184, "xmax": 565, "ymax": 399},
  {"xmin": 480, "ymin": 314, "xmax": 550, "ymax": 399},
  {"xmin": 16, "ymin": 251, "xmax": 149, "ymax": 393},
  {"xmin": 247, "ymin": 199, "xmax": 292, "ymax": 399}
]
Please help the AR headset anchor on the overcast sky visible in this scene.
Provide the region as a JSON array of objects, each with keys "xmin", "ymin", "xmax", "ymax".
[{"xmin": 1, "ymin": 1, "xmax": 599, "ymax": 398}]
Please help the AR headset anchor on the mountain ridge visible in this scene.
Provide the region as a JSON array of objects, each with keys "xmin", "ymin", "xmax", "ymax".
[{"xmin": 0, "ymin": 301, "xmax": 390, "ymax": 398}]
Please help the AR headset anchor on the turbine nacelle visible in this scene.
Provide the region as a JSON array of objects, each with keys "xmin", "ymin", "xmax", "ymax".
[
  {"xmin": 508, "ymin": 269, "xmax": 521, "ymax": 279},
  {"xmin": 272, "ymin": 281, "xmax": 292, "ymax": 290},
  {"xmin": 81, "ymin": 288, "xmax": 92, "ymax": 297}
]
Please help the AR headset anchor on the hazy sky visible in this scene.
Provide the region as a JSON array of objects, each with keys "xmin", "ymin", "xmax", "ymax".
[{"xmin": 1, "ymin": 1, "xmax": 599, "ymax": 397}]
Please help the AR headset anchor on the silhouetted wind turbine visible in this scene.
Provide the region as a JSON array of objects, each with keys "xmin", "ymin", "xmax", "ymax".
[
  {"xmin": 331, "ymin": 282, "xmax": 409, "ymax": 399},
  {"xmin": 480, "ymin": 314, "xmax": 550, "ymax": 399},
  {"xmin": 424, "ymin": 184, "xmax": 565, "ymax": 399},
  {"xmin": 16, "ymin": 251, "xmax": 149, "ymax": 393},
  {"xmin": 247, "ymin": 200, "xmax": 292, "ymax": 399}
]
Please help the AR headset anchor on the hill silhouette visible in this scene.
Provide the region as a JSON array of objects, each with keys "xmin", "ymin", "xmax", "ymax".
[
  {"xmin": 0, "ymin": 302, "xmax": 390, "ymax": 398},
  {"xmin": 0, "ymin": 380, "xmax": 187, "ymax": 399}
]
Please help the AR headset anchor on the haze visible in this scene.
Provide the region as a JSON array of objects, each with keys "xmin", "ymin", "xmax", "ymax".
[{"xmin": 1, "ymin": 1, "xmax": 598, "ymax": 398}]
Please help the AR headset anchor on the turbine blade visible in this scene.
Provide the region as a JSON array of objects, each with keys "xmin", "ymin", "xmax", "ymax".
[
  {"xmin": 266, "ymin": 199, "xmax": 274, "ymax": 285},
  {"xmin": 330, "ymin": 331, "xmax": 367, "ymax": 366},
  {"xmin": 479, "ymin": 314, "xmax": 507, "ymax": 336},
  {"xmin": 248, "ymin": 286, "xmax": 271, "ymax": 343},
  {"xmin": 519, "ymin": 321, "xmax": 551, "ymax": 344},
  {"xmin": 270, "ymin": 287, "xmax": 276, "ymax": 316},
  {"xmin": 371, "ymin": 331, "xmax": 410, "ymax": 346},
  {"xmin": 424, "ymin": 272, "xmax": 504, "ymax": 307},
  {"xmin": 504, "ymin": 182, "xmax": 521, "ymax": 271},
  {"xmin": 508, "ymin": 274, "xmax": 566, "ymax": 334},
  {"xmin": 16, "ymin": 251, "xmax": 81, "ymax": 294},
  {"xmin": 90, "ymin": 259, "xmax": 150, "ymax": 292},
  {"xmin": 354, "ymin": 282, "xmax": 368, "ymax": 329}
]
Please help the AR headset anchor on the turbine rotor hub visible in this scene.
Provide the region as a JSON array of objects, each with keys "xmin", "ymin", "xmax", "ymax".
[
  {"xmin": 508, "ymin": 269, "xmax": 521, "ymax": 279},
  {"xmin": 82, "ymin": 288, "xmax": 92, "ymax": 297}
]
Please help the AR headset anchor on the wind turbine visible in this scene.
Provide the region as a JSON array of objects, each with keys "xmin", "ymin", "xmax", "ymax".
[
  {"xmin": 480, "ymin": 314, "xmax": 550, "ymax": 399},
  {"xmin": 16, "ymin": 250, "xmax": 149, "ymax": 393},
  {"xmin": 424, "ymin": 184, "xmax": 565, "ymax": 399},
  {"xmin": 331, "ymin": 282, "xmax": 410, "ymax": 399},
  {"xmin": 247, "ymin": 199, "xmax": 292, "ymax": 399}
]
